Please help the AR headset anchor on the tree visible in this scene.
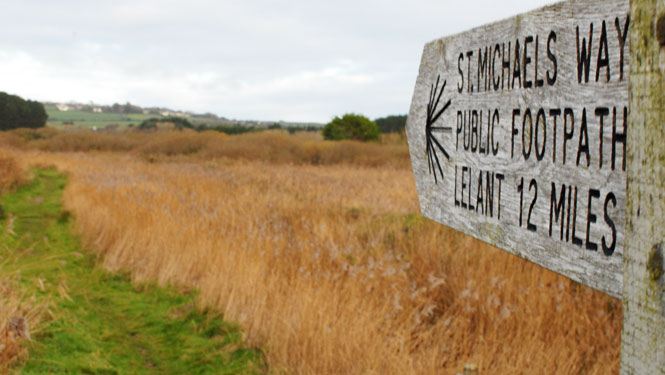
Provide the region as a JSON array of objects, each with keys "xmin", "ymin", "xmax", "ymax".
[
  {"xmin": 322, "ymin": 113, "xmax": 380, "ymax": 141},
  {"xmin": 27, "ymin": 101, "xmax": 48, "ymax": 128},
  {"xmin": 0, "ymin": 92, "xmax": 47, "ymax": 130},
  {"xmin": 122, "ymin": 102, "xmax": 143, "ymax": 114},
  {"xmin": 375, "ymin": 114, "xmax": 407, "ymax": 133}
]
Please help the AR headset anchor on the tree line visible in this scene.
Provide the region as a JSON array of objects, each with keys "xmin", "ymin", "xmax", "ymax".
[{"xmin": 0, "ymin": 92, "xmax": 47, "ymax": 130}]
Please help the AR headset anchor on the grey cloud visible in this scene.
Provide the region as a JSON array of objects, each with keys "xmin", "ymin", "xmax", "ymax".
[{"xmin": 0, "ymin": 0, "xmax": 557, "ymax": 122}]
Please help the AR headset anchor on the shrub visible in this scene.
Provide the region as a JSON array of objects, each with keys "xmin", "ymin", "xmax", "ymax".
[
  {"xmin": 202, "ymin": 124, "xmax": 257, "ymax": 135},
  {"xmin": 10, "ymin": 127, "xmax": 60, "ymax": 141},
  {"xmin": 0, "ymin": 92, "xmax": 48, "ymax": 130},
  {"xmin": 0, "ymin": 92, "xmax": 47, "ymax": 130},
  {"xmin": 138, "ymin": 117, "xmax": 194, "ymax": 131},
  {"xmin": 375, "ymin": 114, "xmax": 407, "ymax": 133},
  {"xmin": 322, "ymin": 113, "xmax": 380, "ymax": 141}
]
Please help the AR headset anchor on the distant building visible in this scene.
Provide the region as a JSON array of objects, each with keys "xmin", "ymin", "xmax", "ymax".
[{"xmin": 159, "ymin": 110, "xmax": 187, "ymax": 117}]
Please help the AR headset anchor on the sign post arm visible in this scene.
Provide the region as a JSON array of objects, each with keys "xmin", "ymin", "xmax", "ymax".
[{"xmin": 622, "ymin": 0, "xmax": 665, "ymax": 374}]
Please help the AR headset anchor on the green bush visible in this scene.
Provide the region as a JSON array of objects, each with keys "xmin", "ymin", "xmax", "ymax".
[
  {"xmin": 138, "ymin": 117, "xmax": 194, "ymax": 130},
  {"xmin": 375, "ymin": 115, "xmax": 407, "ymax": 133},
  {"xmin": 322, "ymin": 113, "xmax": 379, "ymax": 141},
  {"xmin": 0, "ymin": 92, "xmax": 47, "ymax": 130}
]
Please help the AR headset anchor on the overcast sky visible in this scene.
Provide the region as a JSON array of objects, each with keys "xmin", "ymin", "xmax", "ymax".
[{"xmin": 0, "ymin": 0, "xmax": 557, "ymax": 123}]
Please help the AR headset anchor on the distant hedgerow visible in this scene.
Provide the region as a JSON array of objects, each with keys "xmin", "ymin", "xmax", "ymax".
[{"xmin": 138, "ymin": 117, "xmax": 194, "ymax": 130}]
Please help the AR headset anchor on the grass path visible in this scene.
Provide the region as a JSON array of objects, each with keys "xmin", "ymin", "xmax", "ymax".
[{"xmin": 1, "ymin": 169, "xmax": 264, "ymax": 375}]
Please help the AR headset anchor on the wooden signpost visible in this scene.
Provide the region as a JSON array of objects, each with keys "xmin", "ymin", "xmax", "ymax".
[{"xmin": 405, "ymin": 0, "xmax": 664, "ymax": 373}]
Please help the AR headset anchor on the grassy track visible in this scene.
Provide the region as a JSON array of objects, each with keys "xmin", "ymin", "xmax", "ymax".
[{"xmin": 1, "ymin": 169, "xmax": 264, "ymax": 375}]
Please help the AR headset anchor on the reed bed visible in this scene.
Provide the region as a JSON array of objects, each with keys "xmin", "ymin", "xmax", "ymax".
[
  {"xmin": 3, "ymin": 127, "xmax": 411, "ymax": 169},
  {"xmin": 0, "ymin": 153, "xmax": 37, "ymax": 373},
  {"xmin": 0, "ymin": 279, "xmax": 35, "ymax": 373},
  {"xmin": 0, "ymin": 153, "xmax": 27, "ymax": 194},
  {"xmin": 15, "ymin": 147, "xmax": 622, "ymax": 375}
]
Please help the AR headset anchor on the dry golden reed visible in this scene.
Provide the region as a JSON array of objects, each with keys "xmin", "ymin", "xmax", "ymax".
[
  {"xmin": 0, "ymin": 282, "xmax": 31, "ymax": 374},
  {"xmin": 0, "ymin": 153, "xmax": 27, "ymax": 194},
  {"xmin": 0, "ymin": 260, "xmax": 43, "ymax": 374},
  {"xmin": 0, "ymin": 154, "xmax": 37, "ymax": 373},
  {"xmin": 5, "ymin": 127, "xmax": 411, "ymax": 168},
  {"xmin": 16, "ymin": 145, "xmax": 622, "ymax": 375}
]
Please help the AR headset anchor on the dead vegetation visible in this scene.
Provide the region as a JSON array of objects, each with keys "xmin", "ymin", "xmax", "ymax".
[
  {"xmin": 0, "ymin": 154, "xmax": 37, "ymax": 373},
  {"xmin": 14, "ymin": 138, "xmax": 622, "ymax": 375},
  {"xmin": 1, "ymin": 127, "xmax": 411, "ymax": 169},
  {"xmin": 0, "ymin": 153, "xmax": 27, "ymax": 194},
  {"xmin": 0, "ymin": 297, "xmax": 32, "ymax": 373}
]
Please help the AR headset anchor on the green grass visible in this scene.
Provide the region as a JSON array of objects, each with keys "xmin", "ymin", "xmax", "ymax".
[
  {"xmin": 43, "ymin": 105, "xmax": 324, "ymax": 131},
  {"xmin": 45, "ymin": 105, "xmax": 154, "ymax": 128},
  {"xmin": 1, "ymin": 169, "xmax": 265, "ymax": 375}
]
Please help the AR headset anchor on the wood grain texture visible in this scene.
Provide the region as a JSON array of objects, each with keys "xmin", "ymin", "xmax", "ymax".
[
  {"xmin": 621, "ymin": 0, "xmax": 665, "ymax": 373},
  {"xmin": 406, "ymin": 0, "xmax": 629, "ymax": 298}
]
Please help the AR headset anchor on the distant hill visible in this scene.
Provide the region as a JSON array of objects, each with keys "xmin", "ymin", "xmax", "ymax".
[{"xmin": 44, "ymin": 101, "xmax": 324, "ymax": 131}]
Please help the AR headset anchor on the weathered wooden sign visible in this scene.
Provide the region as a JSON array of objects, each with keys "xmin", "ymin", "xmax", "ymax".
[{"xmin": 406, "ymin": 0, "xmax": 630, "ymax": 298}]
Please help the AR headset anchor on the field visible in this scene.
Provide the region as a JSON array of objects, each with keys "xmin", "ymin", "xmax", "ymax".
[
  {"xmin": 1, "ymin": 128, "xmax": 622, "ymax": 374},
  {"xmin": 44, "ymin": 105, "xmax": 155, "ymax": 129},
  {"xmin": 43, "ymin": 105, "xmax": 322, "ymax": 131}
]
